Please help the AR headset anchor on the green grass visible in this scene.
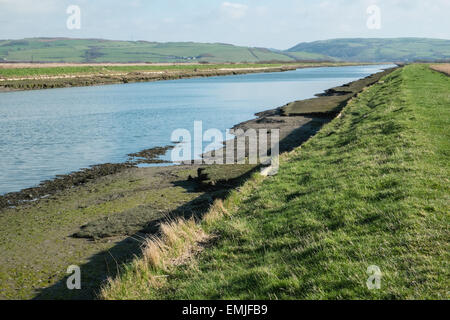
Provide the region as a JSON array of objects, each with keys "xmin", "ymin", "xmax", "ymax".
[
  {"xmin": 281, "ymin": 68, "xmax": 395, "ymax": 116},
  {"xmin": 102, "ymin": 64, "xmax": 449, "ymax": 299},
  {"xmin": 0, "ymin": 62, "xmax": 359, "ymax": 79}
]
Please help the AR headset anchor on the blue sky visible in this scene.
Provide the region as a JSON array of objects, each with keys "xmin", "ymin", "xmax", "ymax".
[{"xmin": 0, "ymin": 0, "xmax": 449, "ymax": 49}]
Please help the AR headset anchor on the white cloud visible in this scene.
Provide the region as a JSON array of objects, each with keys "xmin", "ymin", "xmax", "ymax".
[{"xmin": 220, "ymin": 2, "xmax": 248, "ymax": 20}]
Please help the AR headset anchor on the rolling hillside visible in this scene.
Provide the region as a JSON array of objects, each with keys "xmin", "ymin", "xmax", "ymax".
[
  {"xmin": 287, "ymin": 38, "xmax": 450, "ymax": 62},
  {"xmin": 0, "ymin": 38, "xmax": 328, "ymax": 63}
]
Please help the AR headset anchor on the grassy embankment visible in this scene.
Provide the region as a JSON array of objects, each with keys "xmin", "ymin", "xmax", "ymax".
[
  {"xmin": 0, "ymin": 62, "xmax": 363, "ymax": 78},
  {"xmin": 0, "ymin": 62, "xmax": 362, "ymax": 91},
  {"xmin": 102, "ymin": 64, "xmax": 449, "ymax": 300},
  {"xmin": 0, "ymin": 38, "xmax": 331, "ymax": 63}
]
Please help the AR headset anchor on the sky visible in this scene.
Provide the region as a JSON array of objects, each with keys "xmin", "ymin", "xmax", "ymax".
[{"xmin": 0, "ymin": 0, "xmax": 449, "ymax": 50}]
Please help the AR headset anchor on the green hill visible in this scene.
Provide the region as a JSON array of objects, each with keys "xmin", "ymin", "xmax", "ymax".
[
  {"xmin": 287, "ymin": 38, "xmax": 450, "ymax": 62},
  {"xmin": 0, "ymin": 38, "xmax": 328, "ymax": 63},
  {"xmin": 2, "ymin": 37, "xmax": 449, "ymax": 64}
]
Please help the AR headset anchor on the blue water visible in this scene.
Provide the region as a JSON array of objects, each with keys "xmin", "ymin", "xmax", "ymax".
[{"xmin": 0, "ymin": 64, "xmax": 394, "ymax": 194}]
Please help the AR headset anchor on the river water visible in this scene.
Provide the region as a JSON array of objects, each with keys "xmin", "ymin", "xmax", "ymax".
[{"xmin": 0, "ymin": 64, "xmax": 393, "ymax": 194}]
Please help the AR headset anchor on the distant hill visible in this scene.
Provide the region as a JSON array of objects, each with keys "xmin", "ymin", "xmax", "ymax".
[
  {"xmin": 287, "ymin": 38, "xmax": 450, "ymax": 62},
  {"xmin": 0, "ymin": 38, "xmax": 329, "ymax": 63},
  {"xmin": 1, "ymin": 37, "xmax": 449, "ymax": 63}
]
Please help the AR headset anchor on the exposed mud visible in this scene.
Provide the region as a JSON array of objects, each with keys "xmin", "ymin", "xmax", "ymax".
[
  {"xmin": 0, "ymin": 145, "xmax": 175, "ymax": 210},
  {"xmin": 0, "ymin": 163, "xmax": 133, "ymax": 211},
  {"xmin": 127, "ymin": 145, "xmax": 175, "ymax": 164}
]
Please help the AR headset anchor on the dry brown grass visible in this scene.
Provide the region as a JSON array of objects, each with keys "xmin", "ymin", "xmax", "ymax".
[
  {"xmin": 430, "ymin": 64, "xmax": 450, "ymax": 76},
  {"xmin": 100, "ymin": 200, "xmax": 228, "ymax": 299},
  {"xmin": 100, "ymin": 173, "xmax": 265, "ymax": 299}
]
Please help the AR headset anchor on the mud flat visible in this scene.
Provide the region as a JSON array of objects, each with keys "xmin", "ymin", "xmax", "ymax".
[{"xmin": 0, "ymin": 66, "xmax": 396, "ymax": 299}]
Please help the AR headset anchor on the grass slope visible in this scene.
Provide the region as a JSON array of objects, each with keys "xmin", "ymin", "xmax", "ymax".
[
  {"xmin": 288, "ymin": 38, "xmax": 450, "ymax": 62},
  {"xmin": 0, "ymin": 38, "xmax": 327, "ymax": 63},
  {"xmin": 102, "ymin": 64, "xmax": 449, "ymax": 300}
]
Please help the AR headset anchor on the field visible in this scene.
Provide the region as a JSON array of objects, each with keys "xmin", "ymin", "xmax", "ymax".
[
  {"xmin": 0, "ymin": 61, "xmax": 361, "ymax": 92},
  {"xmin": 430, "ymin": 63, "xmax": 450, "ymax": 76},
  {"xmin": 281, "ymin": 67, "xmax": 395, "ymax": 116},
  {"xmin": 101, "ymin": 64, "xmax": 450, "ymax": 300},
  {"xmin": 287, "ymin": 38, "xmax": 450, "ymax": 62}
]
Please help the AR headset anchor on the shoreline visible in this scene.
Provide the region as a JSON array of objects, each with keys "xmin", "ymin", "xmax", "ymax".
[{"xmin": 0, "ymin": 62, "xmax": 372, "ymax": 92}]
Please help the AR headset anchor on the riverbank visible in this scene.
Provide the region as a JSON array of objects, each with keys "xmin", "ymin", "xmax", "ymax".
[
  {"xmin": 102, "ymin": 64, "xmax": 449, "ymax": 300},
  {"xmin": 0, "ymin": 66, "xmax": 396, "ymax": 299},
  {"xmin": 0, "ymin": 62, "xmax": 367, "ymax": 92}
]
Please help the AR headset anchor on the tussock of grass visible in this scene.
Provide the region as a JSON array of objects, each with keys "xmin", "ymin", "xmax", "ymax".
[
  {"xmin": 101, "ymin": 198, "xmax": 239, "ymax": 300},
  {"xmin": 100, "ymin": 175, "xmax": 265, "ymax": 300},
  {"xmin": 101, "ymin": 64, "xmax": 449, "ymax": 300},
  {"xmin": 101, "ymin": 217, "xmax": 209, "ymax": 299}
]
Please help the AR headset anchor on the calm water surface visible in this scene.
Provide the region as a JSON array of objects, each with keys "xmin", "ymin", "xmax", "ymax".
[{"xmin": 0, "ymin": 64, "xmax": 393, "ymax": 194}]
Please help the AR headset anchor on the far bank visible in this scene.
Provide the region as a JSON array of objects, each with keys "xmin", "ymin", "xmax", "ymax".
[{"xmin": 0, "ymin": 62, "xmax": 371, "ymax": 92}]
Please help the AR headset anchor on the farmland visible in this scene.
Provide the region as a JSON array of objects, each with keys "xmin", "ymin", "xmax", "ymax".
[{"xmin": 1, "ymin": 38, "xmax": 449, "ymax": 64}]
